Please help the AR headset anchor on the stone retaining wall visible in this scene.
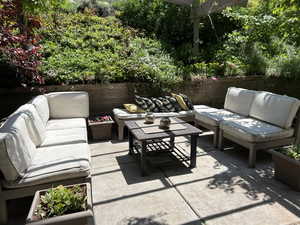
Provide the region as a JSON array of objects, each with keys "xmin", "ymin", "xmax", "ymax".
[{"xmin": 1, "ymin": 76, "xmax": 300, "ymax": 118}]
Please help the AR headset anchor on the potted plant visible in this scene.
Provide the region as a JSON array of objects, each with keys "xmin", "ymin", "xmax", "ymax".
[
  {"xmin": 26, "ymin": 183, "xmax": 93, "ymax": 225},
  {"xmin": 270, "ymin": 145, "xmax": 300, "ymax": 191},
  {"xmin": 88, "ymin": 115, "xmax": 114, "ymax": 140}
]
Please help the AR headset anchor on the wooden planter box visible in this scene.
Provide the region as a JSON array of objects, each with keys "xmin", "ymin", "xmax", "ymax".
[
  {"xmin": 270, "ymin": 149, "xmax": 300, "ymax": 191},
  {"xmin": 88, "ymin": 116, "xmax": 114, "ymax": 140},
  {"xmin": 26, "ymin": 183, "xmax": 93, "ymax": 225}
]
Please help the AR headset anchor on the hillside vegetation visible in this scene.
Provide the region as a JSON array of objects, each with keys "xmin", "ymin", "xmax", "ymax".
[{"xmin": 1, "ymin": 0, "xmax": 300, "ymax": 87}]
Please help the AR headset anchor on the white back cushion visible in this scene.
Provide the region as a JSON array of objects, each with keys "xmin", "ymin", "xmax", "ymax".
[
  {"xmin": 224, "ymin": 87, "xmax": 257, "ymax": 116},
  {"xmin": 15, "ymin": 104, "xmax": 46, "ymax": 146},
  {"xmin": 249, "ymin": 92, "xmax": 300, "ymax": 129},
  {"xmin": 46, "ymin": 92, "xmax": 89, "ymax": 118},
  {"xmin": 0, "ymin": 114, "xmax": 36, "ymax": 181},
  {"xmin": 30, "ymin": 95, "xmax": 50, "ymax": 126}
]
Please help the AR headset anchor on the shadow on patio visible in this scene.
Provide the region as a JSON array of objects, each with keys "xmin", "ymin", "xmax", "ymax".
[{"xmin": 90, "ymin": 132, "xmax": 300, "ymax": 225}]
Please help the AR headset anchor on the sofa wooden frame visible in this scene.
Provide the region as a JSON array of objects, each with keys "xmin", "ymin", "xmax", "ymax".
[
  {"xmin": 217, "ymin": 110, "xmax": 300, "ymax": 168},
  {"xmin": 194, "ymin": 119, "xmax": 219, "ymax": 148},
  {"xmin": 0, "ymin": 174, "xmax": 91, "ymax": 225}
]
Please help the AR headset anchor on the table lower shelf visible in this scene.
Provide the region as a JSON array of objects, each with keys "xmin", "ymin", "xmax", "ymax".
[{"xmin": 131, "ymin": 139, "xmax": 191, "ymax": 168}]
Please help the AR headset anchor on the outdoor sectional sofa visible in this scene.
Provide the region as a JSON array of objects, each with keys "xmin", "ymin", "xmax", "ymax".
[
  {"xmin": 195, "ymin": 87, "xmax": 300, "ymax": 167},
  {"xmin": 0, "ymin": 91, "xmax": 91, "ymax": 225}
]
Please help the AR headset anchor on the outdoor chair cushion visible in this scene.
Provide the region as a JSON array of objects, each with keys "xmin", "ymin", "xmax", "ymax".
[
  {"xmin": 249, "ymin": 92, "xmax": 300, "ymax": 129},
  {"xmin": 14, "ymin": 104, "xmax": 46, "ymax": 146},
  {"xmin": 40, "ymin": 128, "xmax": 87, "ymax": 147},
  {"xmin": 195, "ymin": 109, "xmax": 245, "ymax": 127},
  {"xmin": 224, "ymin": 87, "xmax": 257, "ymax": 116},
  {"xmin": 46, "ymin": 118, "xmax": 87, "ymax": 130},
  {"xmin": 30, "ymin": 95, "xmax": 50, "ymax": 126},
  {"xmin": 46, "ymin": 91, "xmax": 89, "ymax": 119},
  {"xmin": 3, "ymin": 143, "xmax": 91, "ymax": 188},
  {"xmin": 220, "ymin": 118, "xmax": 294, "ymax": 143},
  {"xmin": 0, "ymin": 114, "xmax": 36, "ymax": 181}
]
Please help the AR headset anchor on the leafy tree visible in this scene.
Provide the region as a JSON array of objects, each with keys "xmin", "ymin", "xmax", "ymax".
[
  {"xmin": 0, "ymin": 0, "xmax": 69, "ymax": 86},
  {"xmin": 0, "ymin": 0, "xmax": 43, "ymax": 85}
]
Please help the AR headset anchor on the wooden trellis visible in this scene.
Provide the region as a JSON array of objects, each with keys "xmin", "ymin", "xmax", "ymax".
[{"xmin": 165, "ymin": 0, "xmax": 248, "ymax": 55}]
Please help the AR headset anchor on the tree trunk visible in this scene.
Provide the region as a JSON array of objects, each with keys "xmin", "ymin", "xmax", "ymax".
[{"xmin": 192, "ymin": 0, "xmax": 201, "ymax": 56}]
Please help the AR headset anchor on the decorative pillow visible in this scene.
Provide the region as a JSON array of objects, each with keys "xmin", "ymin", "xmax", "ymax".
[
  {"xmin": 165, "ymin": 96, "xmax": 181, "ymax": 112},
  {"xmin": 152, "ymin": 97, "xmax": 169, "ymax": 112},
  {"xmin": 135, "ymin": 95, "xmax": 148, "ymax": 110},
  {"xmin": 179, "ymin": 93, "xmax": 194, "ymax": 110},
  {"xmin": 159, "ymin": 97, "xmax": 176, "ymax": 112},
  {"xmin": 135, "ymin": 95, "xmax": 159, "ymax": 112},
  {"xmin": 171, "ymin": 93, "xmax": 189, "ymax": 111},
  {"xmin": 124, "ymin": 104, "xmax": 145, "ymax": 113},
  {"xmin": 144, "ymin": 97, "xmax": 159, "ymax": 112}
]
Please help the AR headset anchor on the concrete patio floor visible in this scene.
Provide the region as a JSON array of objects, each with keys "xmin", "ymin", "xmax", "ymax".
[{"xmin": 7, "ymin": 132, "xmax": 300, "ymax": 225}]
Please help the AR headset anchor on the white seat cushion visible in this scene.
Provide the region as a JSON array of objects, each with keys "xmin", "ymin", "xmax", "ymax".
[
  {"xmin": 220, "ymin": 118, "xmax": 294, "ymax": 142},
  {"xmin": 14, "ymin": 104, "xmax": 46, "ymax": 146},
  {"xmin": 3, "ymin": 143, "xmax": 91, "ymax": 188},
  {"xmin": 195, "ymin": 109, "xmax": 244, "ymax": 126},
  {"xmin": 113, "ymin": 108, "xmax": 195, "ymax": 120},
  {"xmin": 0, "ymin": 114, "xmax": 36, "ymax": 181},
  {"xmin": 46, "ymin": 92, "xmax": 89, "ymax": 119},
  {"xmin": 30, "ymin": 95, "xmax": 50, "ymax": 126},
  {"xmin": 40, "ymin": 128, "xmax": 87, "ymax": 147},
  {"xmin": 249, "ymin": 92, "xmax": 300, "ymax": 129},
  {"xmin": 224, "ymin": 87, "xmax": 257, "ymax": 116},
  {"xmin": 193, "ymin": 105, "xmax": 219, "ymax": 114},
  {"xmin": 46, "ymin": 118, "xmax": 86, "ymax": 130}
]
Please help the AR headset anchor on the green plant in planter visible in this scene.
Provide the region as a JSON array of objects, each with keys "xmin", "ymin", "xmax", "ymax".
[
  {"xmin": 279, "ymin": 145, "xmax": 300, "ymax": 160},
  {"xmin": 36, "ymin": 185, "xmax": 87, "ymax": 219}
]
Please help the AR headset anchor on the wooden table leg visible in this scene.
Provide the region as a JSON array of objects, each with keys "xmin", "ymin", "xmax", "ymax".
[
  {"xmin": 141, "ymin": 141, "xmax": 148, "ymax": 176},
  {"xmin": 190, "ymin": 134, "xmax": 197, "ymax": 168},
  {"xmin": 128, "ymin": 130, "xmax": 134, "ymax": 155},
  {"xmin": 170, "ymin": 136, "xmax": 175, "ymax": 152}
]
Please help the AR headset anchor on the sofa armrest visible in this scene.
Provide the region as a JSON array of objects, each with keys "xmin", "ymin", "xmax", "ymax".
[{"xmin": 46, "ymin": 92, "xmax": 89, "ymax": 119}]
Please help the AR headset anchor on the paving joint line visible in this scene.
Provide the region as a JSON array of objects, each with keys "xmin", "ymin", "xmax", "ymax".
[{"xmin": 159, "ymin": 168, "xmax": 206, "ymax": 224}]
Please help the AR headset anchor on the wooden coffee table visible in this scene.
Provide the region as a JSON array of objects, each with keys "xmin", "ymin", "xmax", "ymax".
[{"xmin": 125, "ymin": 118, "xmax": 202, "ymax": 176}]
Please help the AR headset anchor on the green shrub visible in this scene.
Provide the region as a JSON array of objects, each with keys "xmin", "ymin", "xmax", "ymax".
[
  {"xmin": 279, "ymin": 145, "xmax": 300, "ymax": 161},
  {"xmin": 36, "ymin": 185, "xmax": 87, "ymax": 219},
  {"xmin": 76, "ymin": 0, "xmax": 115, "ymax": 17},
  {"xmin": 267, "ymin": 50, "xmax": 300, "ymax": 79},
  {"xmin": 184, "ymin": 62, "xmax": 224, "ymax": 77},
  {"xmin": 39, "ymin": 12, "xmax": 182, "ymax": 87}
]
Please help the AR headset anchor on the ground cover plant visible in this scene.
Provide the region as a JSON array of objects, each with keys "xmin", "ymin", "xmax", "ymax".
[{"xmin": 39, "ymin": 11, "xmax": 182, "ymax": 87}]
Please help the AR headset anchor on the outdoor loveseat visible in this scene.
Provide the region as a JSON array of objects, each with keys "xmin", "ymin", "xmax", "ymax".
[
  {"xmin": 195, "ymin": 87, "xmax": 300, "ymax": 167},
  {"xmin": 0, "ymin": 91, "xmax": 91, "ymax": 225}
]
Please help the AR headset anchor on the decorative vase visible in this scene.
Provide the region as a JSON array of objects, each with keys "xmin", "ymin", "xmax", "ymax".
[
  {"xmin": 160, "ymin": 117, "xmax": 171, "ymax": 129},
  {"xmin": 145, "ymin": 112, "xmax": 155, "ymax": 124}
]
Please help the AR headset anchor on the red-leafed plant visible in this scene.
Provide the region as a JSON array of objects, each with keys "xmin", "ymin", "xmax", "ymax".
[{"xmin": 0, "ymin": 0, "xmax": 44, "ymax": 85}]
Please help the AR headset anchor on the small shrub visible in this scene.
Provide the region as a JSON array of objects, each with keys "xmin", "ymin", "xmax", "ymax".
[
  {"xmin": 36, "ymin": 185, "xmax": 87, "ymax": 219},
  {"xmin": 279, "ymin": 145, "xmax": 300, "ymax": 161},
  {"xmin": 77, "ymin": 0, "xmax": 115, "ymax": 17},
  {"xmin": 266, "ymin": 45, "xmax": 300, "ymax": 79}
]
